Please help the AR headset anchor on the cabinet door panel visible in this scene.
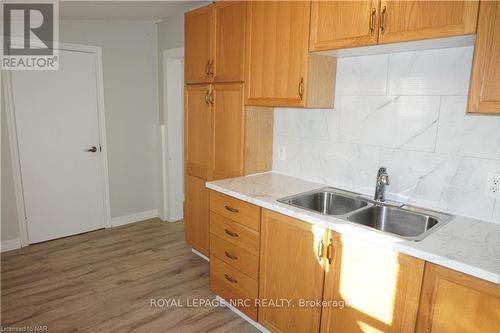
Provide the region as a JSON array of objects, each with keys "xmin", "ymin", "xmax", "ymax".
[
  {"xmin": 213, "ymin": 1, "xmax": 246, "ymax": 83},
  {"xmin": 210, "ymin": 83, "xmax": 244, "ymax": 180},
  {"xmin": 310, "ymin": 1, "xmax": 380, "ymax": 51},
  {"xmin": 416, "ymin": 263, "xmax": 500, "ymax": 333},
  {"xmin": 185, "ymin": 85, "xmax": 210, "ymax": 179},
  {"xmin": 468, "ymin": 1, "xmax": 500, "ymax": 114},
  {"xmin": 185, "ymin": 175, "xmax": 209, "ymax": 255},
  {"xmin": 379, "ymin": 1, "xmax": 479, "ymax": 44},
  {"xmin": 245, "ymin": 1, "xmax": 310, "ymax": 107},
  {"xmin": 185, "ymin": 6, "xmax": 212, "ymax": 84},
  {"xmin": 259, "ymin": 210, "xmax": 326, "ymax": 333},
  {"xmin": 321, "ymin": 233, "xmax": 424, "ymax": 333}
]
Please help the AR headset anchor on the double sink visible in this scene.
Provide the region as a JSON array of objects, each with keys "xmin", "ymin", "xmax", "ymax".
[{"xmin": 278, "ymin": 187, "xmax": 452, "ymax": 241}]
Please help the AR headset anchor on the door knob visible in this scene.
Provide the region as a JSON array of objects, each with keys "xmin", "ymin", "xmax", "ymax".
[{"xmin": 86, "ymin": 146, "xmax": 97, "ymax": 152}]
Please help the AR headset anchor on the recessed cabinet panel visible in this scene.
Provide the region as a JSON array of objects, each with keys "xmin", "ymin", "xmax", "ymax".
[
  {"xmin": 310, "ymin": 0, "xmax": 380, "ymax": 51},
  {"xmin": 185, "ymin": 6, "xmax": 212, "ymax": 84},
  {"xmin": 185, "ymin": 175, "xmax": 209, "ymax": 255}
]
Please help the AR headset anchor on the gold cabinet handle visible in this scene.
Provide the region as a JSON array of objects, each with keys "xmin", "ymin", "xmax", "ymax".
[
  {"xmin": 224, "ymin": 229, "xmax": 239, "ymax": 237},
  {"xmin": 205, "ymin": 90, "xmax": 210, "ymax": 105},
  {"xmin": 224, "ymin": 205, "xmax": 239, "ymax": 213},
  {"xmin": 380, "ymin": 5, "xmax": 387, "ymax": 34},
  {"xmin": 209, "ymin": 89, "xmax": 214, "ymax": 105},
  {"xmin": 209, "ymin": 60, "xmax": 214, "ymax": 78},
  {"xmin": 326, "ymin": 239, "xmax": 334, "ymax": 264},
  {"xmin": 225, "ymin": 251, "xmax": 238, "ymax": 260},
  {"xmin": 224, "ymin": 274, "xmax": 238, "ymax": 284},
  {"xmin": 370, "ymin": 8, "xmax": 377, "ymax": 35},
  {"xmin": 317, "ymin": 240, "xmax": 324, "ymax": 258},
  {"xmin": 205, "ymin": 60, "xmax": 210, "ymax": 77},
  {"xmin": 298, "ymin": 77, "xmax": 304, "ymax": 100}
]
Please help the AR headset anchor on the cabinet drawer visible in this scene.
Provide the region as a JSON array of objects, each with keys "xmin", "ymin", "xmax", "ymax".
[
  {"xmin": 210, "ymin": 256, "xmax": 258, "ymax": 320},
  {"xmin": 210, "ymin": 234, "xmax": 259, "ymax": 280},
  {"xmin": 210, "ymin": 212, "xmax": 260, "ymax": 254},
  {"xmin": 210, "ymin": 191, "xmax": 261, "ymax": 231}
]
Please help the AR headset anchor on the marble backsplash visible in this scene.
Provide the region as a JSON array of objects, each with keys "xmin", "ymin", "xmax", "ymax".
[{"xmin": 273, "ymin": 46, "xmax": 500, "ymax": 223}]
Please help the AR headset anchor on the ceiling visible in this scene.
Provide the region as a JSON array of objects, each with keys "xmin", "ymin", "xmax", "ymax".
[{"xmin": 59, "ymin": 1, "xmax": 208, "ymax": 20}]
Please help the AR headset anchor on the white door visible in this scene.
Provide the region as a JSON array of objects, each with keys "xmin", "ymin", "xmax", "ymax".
[{"xmin": 10, "ymin": 49, "xmax": 107, "ymax": 243}]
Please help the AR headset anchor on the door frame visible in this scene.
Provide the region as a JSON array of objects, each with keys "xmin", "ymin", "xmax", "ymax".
[
  {"xmin": 160, "ymin": 46, "xmax": 184, "ymax": 222},
  {"xmin": 2, "ymin": 42, "xmax": 112, "ymax": 247}
]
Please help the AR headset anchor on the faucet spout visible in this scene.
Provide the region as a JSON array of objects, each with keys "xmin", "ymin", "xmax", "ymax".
[{"xmin": 374, "ymin": 167, "xmax": 390, "ymax": 203}]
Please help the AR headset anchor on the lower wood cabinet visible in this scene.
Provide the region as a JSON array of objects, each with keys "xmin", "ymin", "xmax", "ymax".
[
  {"xmin": 416, "ymin": 263, "xmax": 500, "ymax": 333},
  {"xmin": 184, "ymin": 175, "xmax": 210, "ymax": 255},
  {"xmin": 321, "ymin": 233, "xmax": 425, "ymax": 333},
  {"xmin": 259, "ymin": 210, "xmax": 327, "ymax": 333}
]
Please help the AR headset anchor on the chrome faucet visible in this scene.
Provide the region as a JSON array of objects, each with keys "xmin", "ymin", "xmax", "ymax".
[{"xmin": 374, "ymin": 167, "xmax": 390, "ymax": 202}]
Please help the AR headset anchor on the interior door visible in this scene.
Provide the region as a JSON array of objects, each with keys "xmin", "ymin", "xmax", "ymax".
[
  {"xmin": 185, "ymin": 5, "xmax": 212, "ymax": 84},
  {"xmin": 10, "ymin": 49, "xmax": 106, "ymax": 244},
  {"xmin": 310, "ymin": 0, "xmax": 380, "ymax": 51},
  {"xmin": 210, "ymin": 83, "xmax": 244, "ymax": 180},
  {"xmin": 378, "ymin": 0, "xmax": 479, "ymax": 44},
  {"xmin": 184, "ymin": 84, "xmax": 210, "ymax": 179}
]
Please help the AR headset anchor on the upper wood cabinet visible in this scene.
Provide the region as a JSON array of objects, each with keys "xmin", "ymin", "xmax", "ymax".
[
  {"xmin": 468, "ymin": 1, "xmax": 500, "ymax": 114},
  {"xmin": 185, "ymin": 174, "xmax": 210, "ymax": 255},
  {"xmin": 185, "ymin": 84, "xmax": 210, "ymax": 179},
  {"xmin": 185, "ymin": 2, "xmax": 246, "ymax": 84},
  {"xmin": 259, "ymin": 210, "xmax": 327, "ymax": 333},
  {"xmin": 416, "ymin": 263, "xmax": 500, "ymax": 333},
  {"xmin": 212, "ymin": 1, "xmax": 246, "ymax": 83},
  {"xmin": 245, "ymin": 1, "xmax": 337, "ymax": 108},
  {"xmin": 321, "ymin": 232, "xmax": 425, "ymax": 333},
  {"xmin": 310, "ymin": 1, "xmax": 380, "ymax": 51},
  {"xmin": 185, "ymin": 6, "xmax": 212, "ymax": 84},
  {"xmin": 378, "ymin": 1, "xmax": 479, "ymax": 44}
]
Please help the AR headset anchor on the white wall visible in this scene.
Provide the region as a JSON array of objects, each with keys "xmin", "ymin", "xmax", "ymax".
[{"xmin": 273, "ymin": 46, "xmax": 500, "ymax": 223}]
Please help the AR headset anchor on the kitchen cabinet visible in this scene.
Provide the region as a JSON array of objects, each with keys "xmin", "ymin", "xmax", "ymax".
[
  {"xmin": 310, "ymin": 1, "xmax": 479, "ymax": 51},
  {"xmin": 416, "ymin": 263, "xmax": 500, "ymax": 333},
  {"xmin": 185, "ymin": 6, "xmax": 212, "ymax": 84},
  {"xmin": 310, "ymin": 1, "xmax": 380, "ymax": 51},
  {"xmin": 245, "ymin": 1, "xmax": 337, "ymax": 108},
  {"xmin": 185, "ymin": 2, "xmax": 246, "ymax": 84},
  {"xmin": 378, "ymin": 1, "xmax": 479, "ymax": 44},
  {"xmin": 468, "ymin": 0, "xmax": 500, "ymax": 114},
  {"xmin": 184, "ymin": 175, "xmax": 210, "ymax": 255},
  {"xmin": 320, "ymin": 232, "xmax": 425, "ymax": 333},
  {"xmin": 259, "ymin": 210, "xmax": 326, "ymax": 333}
]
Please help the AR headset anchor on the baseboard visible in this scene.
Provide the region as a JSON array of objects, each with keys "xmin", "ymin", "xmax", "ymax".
[
  {"xmin": 191, "ymin": 248, "xmax": 210, "ymax": 261},
  {"xmin": 215, "ymin": 295, "xmax": 270, "ymax": 333},
  {"xmin": 111, "ymin": 209, "xmax": 158, "ymax": 227},
  {"xmin": 1, "ymin": 238, "xmax": 21, "ymax": 252}
]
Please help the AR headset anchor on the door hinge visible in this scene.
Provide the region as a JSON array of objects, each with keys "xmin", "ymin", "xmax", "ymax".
[{"xmin": 99, "ymin": 145, "xmax": 102, "ymax": 152}]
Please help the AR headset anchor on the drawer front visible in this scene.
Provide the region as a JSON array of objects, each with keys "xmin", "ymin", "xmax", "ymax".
[
  {"xmin": 210, "ymin": 212, "xmax": 260, "ymax": 254},
  {"xmin": 210, "ymin": 234, "xmax": 259, "ymax": 280},
  {"xmin": 210, "ymin": 256, "xmax": 258, "ymax": 320},
  {"xmin": 210, "ymin": 191, "xmax": 261, "ymax": 231}
]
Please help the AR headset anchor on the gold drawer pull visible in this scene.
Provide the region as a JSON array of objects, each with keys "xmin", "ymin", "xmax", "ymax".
[
  {"xmin": 317, "ymin": 240, "xmax": 324, "ymax": 258},
  {"xmin": 369, "ymin": 8, "xmax": 376, "ymax": 35},
  {"xmin": 380, "ymin": 5, "xmax": 387, "ymax": 34},
  {"xmin": 326, "ymin": 239, "xmax": 334, "ymax": 264},
  {"xmin": 224, "ymin": 229, "xmax": 239, "ymax": 237},
  {"xmin": 224, "ymin": 274, "xmax": 238, "ymax": 284},
  {"xmin": 225, "ymin": 205, "xmax": 239, "ymax": 213},
  {"xmin": 225, "ymin": 251, "xmax": 238, "ymax": 260}
]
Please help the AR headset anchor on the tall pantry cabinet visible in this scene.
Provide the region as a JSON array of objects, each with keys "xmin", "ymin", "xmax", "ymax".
[{"xmin": 184, "ymin": 2, "xmax": 273, "ymax": 255}]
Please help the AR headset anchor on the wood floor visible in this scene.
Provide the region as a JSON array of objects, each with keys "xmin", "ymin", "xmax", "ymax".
[{"xmin": 1, "ymin": 219, "xmax": 258, "ymax": 333}]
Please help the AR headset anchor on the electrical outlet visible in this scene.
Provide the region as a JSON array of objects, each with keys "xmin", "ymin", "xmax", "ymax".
[
  {"xmin": 278, "ymin": 146, "xmax": 287, "ymax": 161},
  {"xmin": 485, "ymin": 173, "xmax": 500, "ymax": 198}
]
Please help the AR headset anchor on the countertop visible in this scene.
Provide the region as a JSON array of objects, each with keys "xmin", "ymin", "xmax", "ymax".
[{"xmin": 206, "ymin": 172, "xmax": 500, "ymax": 284}]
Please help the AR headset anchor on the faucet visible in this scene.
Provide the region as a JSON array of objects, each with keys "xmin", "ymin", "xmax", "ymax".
[{"xmin": 374, "ymin": 167, "xmax": 390, "ymax": 203}]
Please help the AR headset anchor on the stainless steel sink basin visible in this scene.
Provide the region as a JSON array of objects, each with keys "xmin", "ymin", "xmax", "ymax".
[
  {"xmin": 278, "ymin": 188, "xmax": 369, "ymax": 216},
  {"xmin": 347, "ymin": 205, "xmax": 450, "ymax": 241}
]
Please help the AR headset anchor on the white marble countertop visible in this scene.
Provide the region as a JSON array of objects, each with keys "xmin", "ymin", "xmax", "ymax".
[{"xmin": 206, "ymin": 172, "xmax": 500, "ymax": 284}]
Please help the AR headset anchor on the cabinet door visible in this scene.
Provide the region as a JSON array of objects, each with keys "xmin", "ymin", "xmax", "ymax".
[
  {"xmin": 378, "ymin": 1, "xmax": 479, "ymax": 44},
  {"xmin": 185, "ymin": 84, "xmax": 210, "ymax": 179},
  {"xmin": 468, "ymin": 1, "xmax": 500, "ymax": 114},
  {"xmin": 185, "ymin": 5, "xmax": 212, "ymax": 84},
  {"xmin": 259, "ymin": 210, "xmax": 326, "ymax": 333},
  {"xmin": 210, "ymin": 83, "xmax": 244, "ymax": 181},
  {"xmin": 185, "ymin": 175, "xmax": 209, "ymax": 256},
  {"xmin": 213, "ymin": 1, "xmax": 246, "ymax": 83},
  {"xmin": 310, "ymin": 1, "xmax": 380, "ymax": 51},
  {"xmin": 416, "ymin": 263, "xmax": 500, "ymax": 333},
  {"xmin": 321, "ymin": 233, "xmax": 424, "ymax": 333},
  {"xmin": 245, "ymin": 1, "xmax": 310, "ymax": 107}
]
